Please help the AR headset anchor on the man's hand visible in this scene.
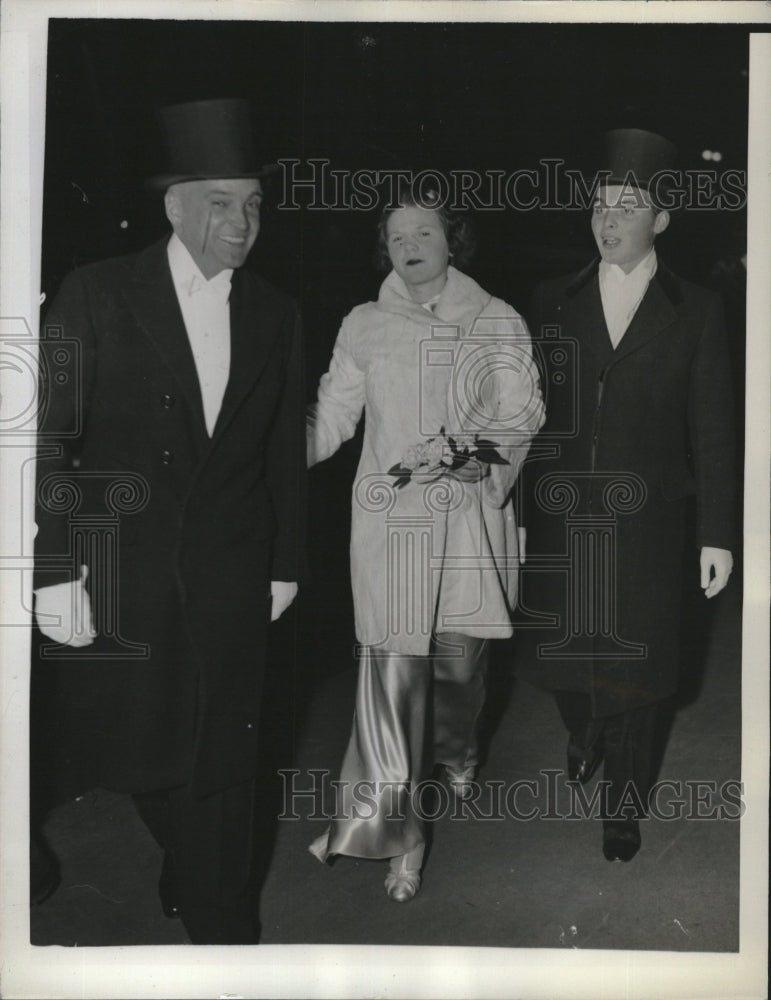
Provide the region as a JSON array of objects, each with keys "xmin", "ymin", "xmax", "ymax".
[
  {"xmin": 700, "ymin": 546, "xmax": 733, "ymax": 599},
  {"xmin": 34, "ymin": 565, "xmax": 96, "ymax": 646},
  {"xmin": 518, "ymin": 526, "xmax": 527, "ymax": 566},
  {"xmin": 270, "ymin": 580, "xmax": 298, "ymax": 622}
]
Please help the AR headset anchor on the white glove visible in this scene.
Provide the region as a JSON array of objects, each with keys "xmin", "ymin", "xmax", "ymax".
[
  {"xmin": 34, "ymin": 565, "xmax": 96, "ymax": 647},
  {"xmin": 700, "ymin": 546, "xmax": 733, "ymax": 599},
  {"xmin": 271, "ymin": 580, "xmax": 298, "ymax": 622}
]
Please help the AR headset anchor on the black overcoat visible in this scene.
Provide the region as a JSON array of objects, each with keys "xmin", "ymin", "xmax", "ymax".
[
  {"xmin": 34, "ymin": 237, "xmax": 307, "ymax": 799},
  {"xmin": 517, "ymin": 259, "xmax": 736, "ymax": 716}
]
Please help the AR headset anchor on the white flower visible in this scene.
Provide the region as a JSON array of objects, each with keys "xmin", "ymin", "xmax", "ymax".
[
  {"xmin": 452, "ymin": 432, "xmax": 477, "ymax": 452},
  {"xmin": 402, "ymin": 445, "xmax": 421, "ymax": 470},
  {"xmin": 425, "ymin": 438, "xmax": 446, "ymax": 465}
]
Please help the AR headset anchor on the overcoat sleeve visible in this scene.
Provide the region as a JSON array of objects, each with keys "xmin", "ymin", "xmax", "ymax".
[
  {"xmin": 266, "ymin": 304, "xmax": 310, "ymax": 584},
  {"xmin": 306, "ymin": 314, "xmax": 366, "ymax": 467},
  {"xmin": 687, "ymin": 292, "xmax": 737, "ymax": 552},
  {"xmin": 34, "ymin": 269, "xmax": 97, "ymax": 589}
]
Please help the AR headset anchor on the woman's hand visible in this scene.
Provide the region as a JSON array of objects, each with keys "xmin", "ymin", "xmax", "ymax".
[
  {"xmin": 409, "ymin": 459, "xmax": 489, "ymax": 486},
  {"xmin": 410, "ymin": 467, "xmax": 447, "ymax": 485},
  {"xmin": 447, "ymin": 458, "xmax": 490, "ymax": 483}
]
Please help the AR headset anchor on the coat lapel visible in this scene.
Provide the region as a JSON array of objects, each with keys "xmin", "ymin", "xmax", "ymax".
[
  {"xmin": 564, "ymin": 257, "xmax": 681, "ymax": 368},
  {"xmin": 125, "ymin": 243, "xmax": 283, "ymax": 451},
  {"xmin": 564, "ymin": 264, "xmax": 616, "ymax": 368},
  {"xmin": 210, "ymin": 266, "xmax": 282, "ymax": 441},
  {"xmin": 124, "ymin": 238, "xmax": 208, "ymax": 437},
  {"xmin": 610, "ymin": 269, "xmax": 680, "ymax": 363}
]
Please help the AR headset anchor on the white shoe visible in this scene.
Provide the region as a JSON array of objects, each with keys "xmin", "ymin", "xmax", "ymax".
[{"xmin": 384, "ymin": 844, "xmax": 424, "ymax": 902}]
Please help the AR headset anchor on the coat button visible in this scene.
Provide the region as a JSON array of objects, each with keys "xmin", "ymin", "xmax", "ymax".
[
  {"xmin": 160, "ymin": 393, "xmax": 175, "ymax": 409},
  {"xmin": 160, "ymin": 449, "xmax": 174, "ymax": 465}
]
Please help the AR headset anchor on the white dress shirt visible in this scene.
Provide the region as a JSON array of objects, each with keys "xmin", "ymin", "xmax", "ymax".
[
  {"xmin": 167, "ymin": 234, "xmax": 232, "ymax": 435},
  {"xmin": 599, "ymin": 248, "xmax": 657, "ymax": 349}
]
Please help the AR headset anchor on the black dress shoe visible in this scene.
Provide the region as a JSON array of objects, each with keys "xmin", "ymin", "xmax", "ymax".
[
  {"xmin": 158, "ymin": 851, "xmax": 181, "ymax": 919},
  {"xmin": 30, "ymin": 835, "xmax": 61, "ymax": 906},
  {"xmin": 602, "ymin": 820, "xmax": 641, "ymax": 862},
  {"xmin": 567, "ymin": 744, "xmax": 602, "ymax": 784}
]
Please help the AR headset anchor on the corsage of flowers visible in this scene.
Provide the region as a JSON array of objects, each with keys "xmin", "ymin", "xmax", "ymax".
[{"xmin": 388, "ymin": 427, "xmax": 508, "ymax": 489}]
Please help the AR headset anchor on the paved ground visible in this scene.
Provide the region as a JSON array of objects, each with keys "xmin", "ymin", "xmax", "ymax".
[{"xmin": 31, "ymin": 575, "xmax": 742, "ymax": 954}]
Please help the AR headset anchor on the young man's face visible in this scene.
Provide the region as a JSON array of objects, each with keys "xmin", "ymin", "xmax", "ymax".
[
  {"xmin": 591, "ymin": 184, "xmax": 669, "ymax": 273},
  {"xmin": 165, "ymin": 178, "xmax": 263, "ymax": 278}
]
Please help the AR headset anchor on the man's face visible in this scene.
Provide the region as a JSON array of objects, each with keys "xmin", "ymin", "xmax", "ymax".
[
  {"xmin": 165, "ymin": 178, "xmax": 263, "ymax": 278},
  {"xmin": 591, "ymin": 184, "xmax": 669, "ymax": 273}
]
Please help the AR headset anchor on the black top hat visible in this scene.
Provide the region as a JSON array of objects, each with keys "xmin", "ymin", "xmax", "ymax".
[
  {"xmin": 599, "ymin": 128, "xmax": 678, "ymax": 194},
  {"xmin": 147, "ymin": 98, "xmax": 278, "ymax": 190}
]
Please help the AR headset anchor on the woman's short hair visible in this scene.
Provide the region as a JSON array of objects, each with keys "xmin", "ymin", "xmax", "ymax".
[{"xmin": 374, "ymin": 182, "xmax": 476, "ymax": 272}]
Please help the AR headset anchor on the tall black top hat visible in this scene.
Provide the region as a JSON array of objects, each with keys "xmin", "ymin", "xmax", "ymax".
[
  {"xmin": 600, "ymin": 128, "xmax": 678, "ymax": 193},
  {"xmin": 147, "ymin": 98, "xmax": 278, "ymax": 190}
]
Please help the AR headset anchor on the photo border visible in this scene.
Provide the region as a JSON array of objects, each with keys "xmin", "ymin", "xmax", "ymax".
[{"xmin": 1, "ymin": 3, "xmax": 768, "ymax": 998}]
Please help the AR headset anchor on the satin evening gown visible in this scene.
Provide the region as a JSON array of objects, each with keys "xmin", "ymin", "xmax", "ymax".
[{"xmin": 309, "ymin": 632, "xmax": 488, "ymax": 861}]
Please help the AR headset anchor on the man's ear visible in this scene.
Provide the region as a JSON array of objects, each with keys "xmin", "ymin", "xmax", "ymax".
[
  {"xmin": 164, "ymin": 189, "xmax": 181, "ymax": 229},
  {"xmin": 653, "ymin": 209, "xmax": 670, "ymax": 236}
]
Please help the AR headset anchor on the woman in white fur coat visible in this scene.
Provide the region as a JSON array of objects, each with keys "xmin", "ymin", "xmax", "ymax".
[{"xmin": 308, "ymin": 186, "xmax": 545, "ymax": 901}]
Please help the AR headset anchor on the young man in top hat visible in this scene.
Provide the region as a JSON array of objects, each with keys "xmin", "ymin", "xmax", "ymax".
[
  {"xmin": 32, "ymin": 99, "xmax": 307, "ymax": 942},
  {"xmin": 519, "ymin": 129, "xmax": 736, "ymax": 861}
]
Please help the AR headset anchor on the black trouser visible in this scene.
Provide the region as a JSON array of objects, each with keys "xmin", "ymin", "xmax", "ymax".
[
  {"xmin": 133, "ymin": 779, "xmax": 259, "ymax": 944},
  {"xmin": 554, "ymin": 690, "xmax": 660, "ymax": 820}
]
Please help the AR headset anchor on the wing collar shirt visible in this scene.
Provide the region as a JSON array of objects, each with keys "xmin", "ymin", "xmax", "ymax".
[
  {"xmin": 599, "ymin": 248, "xmax": 657, "ymax": 349},
  {"xmin": 167, "ymin": 233, "xmax": 232, "ymax": 436}
]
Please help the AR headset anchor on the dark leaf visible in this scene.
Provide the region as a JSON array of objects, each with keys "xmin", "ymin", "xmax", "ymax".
[{"xmin": 475, "ymin": 449, "xmax": 509, "ymax": 465}]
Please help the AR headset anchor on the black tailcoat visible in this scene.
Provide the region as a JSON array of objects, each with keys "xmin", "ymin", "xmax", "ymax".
[
  {"xmin": 518, "ymin": 259, "xmax": 736, "ymax": 716},
  {"xmin": 34, "ymin": 237, "xmax": 307, "ymax": 799}
]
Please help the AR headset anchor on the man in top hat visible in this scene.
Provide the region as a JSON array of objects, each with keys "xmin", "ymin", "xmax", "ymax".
[
  {"xmin": 32, "ymin": 99, "xmax": 307, "ymax": 942},
  {"xmin": 519, "ymin": 129, "xmax": 736, "ymax": 861}
]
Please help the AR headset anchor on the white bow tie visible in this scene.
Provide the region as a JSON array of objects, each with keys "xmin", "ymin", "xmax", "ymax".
[{"xmin": 187, "ymin": 271, "xmax": 232, "ymax": 300}]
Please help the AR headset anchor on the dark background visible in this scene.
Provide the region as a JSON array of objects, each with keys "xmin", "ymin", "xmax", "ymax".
[
  {"xmin": 40, "ymin": 17, "xmax": 751, "ymax": 731},
  {"xmin": 43, "ymin": 19, "xmax": 751, "ymax": 382}
]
